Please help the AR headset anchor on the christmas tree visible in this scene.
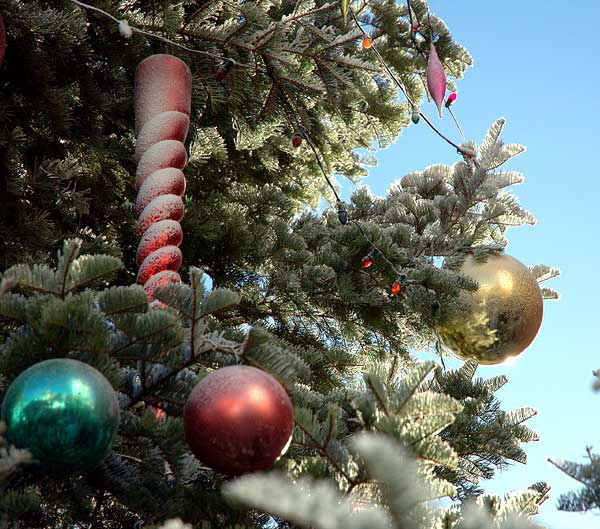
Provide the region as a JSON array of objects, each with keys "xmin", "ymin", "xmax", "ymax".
[{"xmin": 0, "ymin": 1, "xmax": 562, "ymax": 528}]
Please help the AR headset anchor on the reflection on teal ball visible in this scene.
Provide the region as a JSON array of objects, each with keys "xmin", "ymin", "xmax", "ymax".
[{"xmin": 1, "ymin": 359, "xmax": 120, "ymax": 473}]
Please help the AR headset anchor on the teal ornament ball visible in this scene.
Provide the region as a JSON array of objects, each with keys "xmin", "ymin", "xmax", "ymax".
[{"xmin": 1, "ymin": 359, "xmax": 120, "ymax": 473}]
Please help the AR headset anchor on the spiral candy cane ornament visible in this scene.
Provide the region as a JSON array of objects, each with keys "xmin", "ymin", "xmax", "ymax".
[{"xmin": 134, "ymin": 55, "xmax": 192, "ymax": 300}]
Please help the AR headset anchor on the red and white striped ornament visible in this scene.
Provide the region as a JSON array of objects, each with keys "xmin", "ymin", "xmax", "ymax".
[{"xmin": 134, "ymin": 54, "xmax": 192, "ymax": 300}]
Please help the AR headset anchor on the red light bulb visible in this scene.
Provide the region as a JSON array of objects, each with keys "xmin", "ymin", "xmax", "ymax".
[
  {"xmin": 445, "ymin": 93, "xmax": 457, "ymax": 108},
  {"xmin": 216, "ymin": 59, "xmax": 234, "ymax": 81}
]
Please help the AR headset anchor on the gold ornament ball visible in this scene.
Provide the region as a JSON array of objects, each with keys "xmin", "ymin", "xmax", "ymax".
[{"xmin": 439, "ymin": 252, "xmax": 543, "ymax": 365}]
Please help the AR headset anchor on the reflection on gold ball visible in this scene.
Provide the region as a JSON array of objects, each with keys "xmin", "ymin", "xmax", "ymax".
[{"xmin": 439, "ymin": 252, "xmax": 543, "ymax": 365}]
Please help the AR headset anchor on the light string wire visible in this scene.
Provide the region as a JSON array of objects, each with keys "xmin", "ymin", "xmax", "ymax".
[
  {"xmin": 290, "ymin": 5, "xmax": 476, "ymax": 291},
  {"xmin": 69, "ymin": 0, "xmax": 251, "ymax": 68},
  {"xmin": 72, "ymin": 0, "xmax": 455, "ymax": 293},
  {"xmin": 448, "ymin": 106, "xmax": 466, "ymax": 142},
  {"xmin": 350, "ymin": 7, "xmax": 470, "ymax": 158},
  {"xmin": 281, "ymin": 100, "xmax": 405, "ymax": 283},
  {"xmin": 407, "ymin": 0, "xmax": 468, "ymax": 144},
  {"xmin": 300, "ymin": 132, "xmax": 408, "ymax": 287}
]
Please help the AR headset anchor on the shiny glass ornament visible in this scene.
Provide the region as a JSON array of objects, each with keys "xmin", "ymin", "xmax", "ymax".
[
  {"xmin": 439, "ymin": 253, "xmax": 543, "ymax": 365},
  {"xmin": 184, "ymin": 365, "xmax": 294, "ymax": 475},
  {"xmin": 1, "ymin": 359, "xmax": 120, "ymax": 473}
]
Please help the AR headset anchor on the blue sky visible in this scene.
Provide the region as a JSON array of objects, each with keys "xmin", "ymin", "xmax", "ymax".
[{"xmin": 338, "ymin": 1, "xmax": 600, "ymax": 527}]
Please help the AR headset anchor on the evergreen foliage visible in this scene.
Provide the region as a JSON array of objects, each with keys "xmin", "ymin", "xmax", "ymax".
[
  {"xmin": 551, "ymin": 447, "xmax": 600, "ymax": 513},
  {"xmin": 549, "ymin": 370, "xmax": 600, "ymax": 513},
  {"xmin": 0, "ymin": 0, "xmax": 562, "ymax": 528},
  {"xmin": 225, "ymin": 435, "xmax": 548, "ymax": 529}
]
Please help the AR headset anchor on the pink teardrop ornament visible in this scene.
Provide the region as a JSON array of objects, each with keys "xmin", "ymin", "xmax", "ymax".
[{"xmin": 426, "ymin": 43, "xmax": 446, "ymax": 118}]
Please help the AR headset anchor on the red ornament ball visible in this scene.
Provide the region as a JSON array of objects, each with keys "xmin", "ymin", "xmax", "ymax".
[
  {"xmin": 361, "ymin": 37, "xmax": 372, "ymax": 49},
  {"xmin": 291, "ymin": 133, "xmax": 303, "ymax": 148},
  {"xmin": 184, "ymin": 365, "xmax": 294, "ymax": 475}
]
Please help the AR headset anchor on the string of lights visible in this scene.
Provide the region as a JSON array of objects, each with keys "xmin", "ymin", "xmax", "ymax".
[
  {"xmin": 351, "ymin": 7, "xmax": 471, "ymax": 159},
  {"xmin": 299, "ymin": 131, "xmax": 410, "ymax": 296},
  {"xmin": 70, "ymin": 0, "xmax": 464, "ymax": 298},
  {"xmin": 290, "ymin": 5, "xmax": 475, "ymax": 297},
  {"xmin": 69, "ymin": 0, "xmax": 252, "ymax": 68}
]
